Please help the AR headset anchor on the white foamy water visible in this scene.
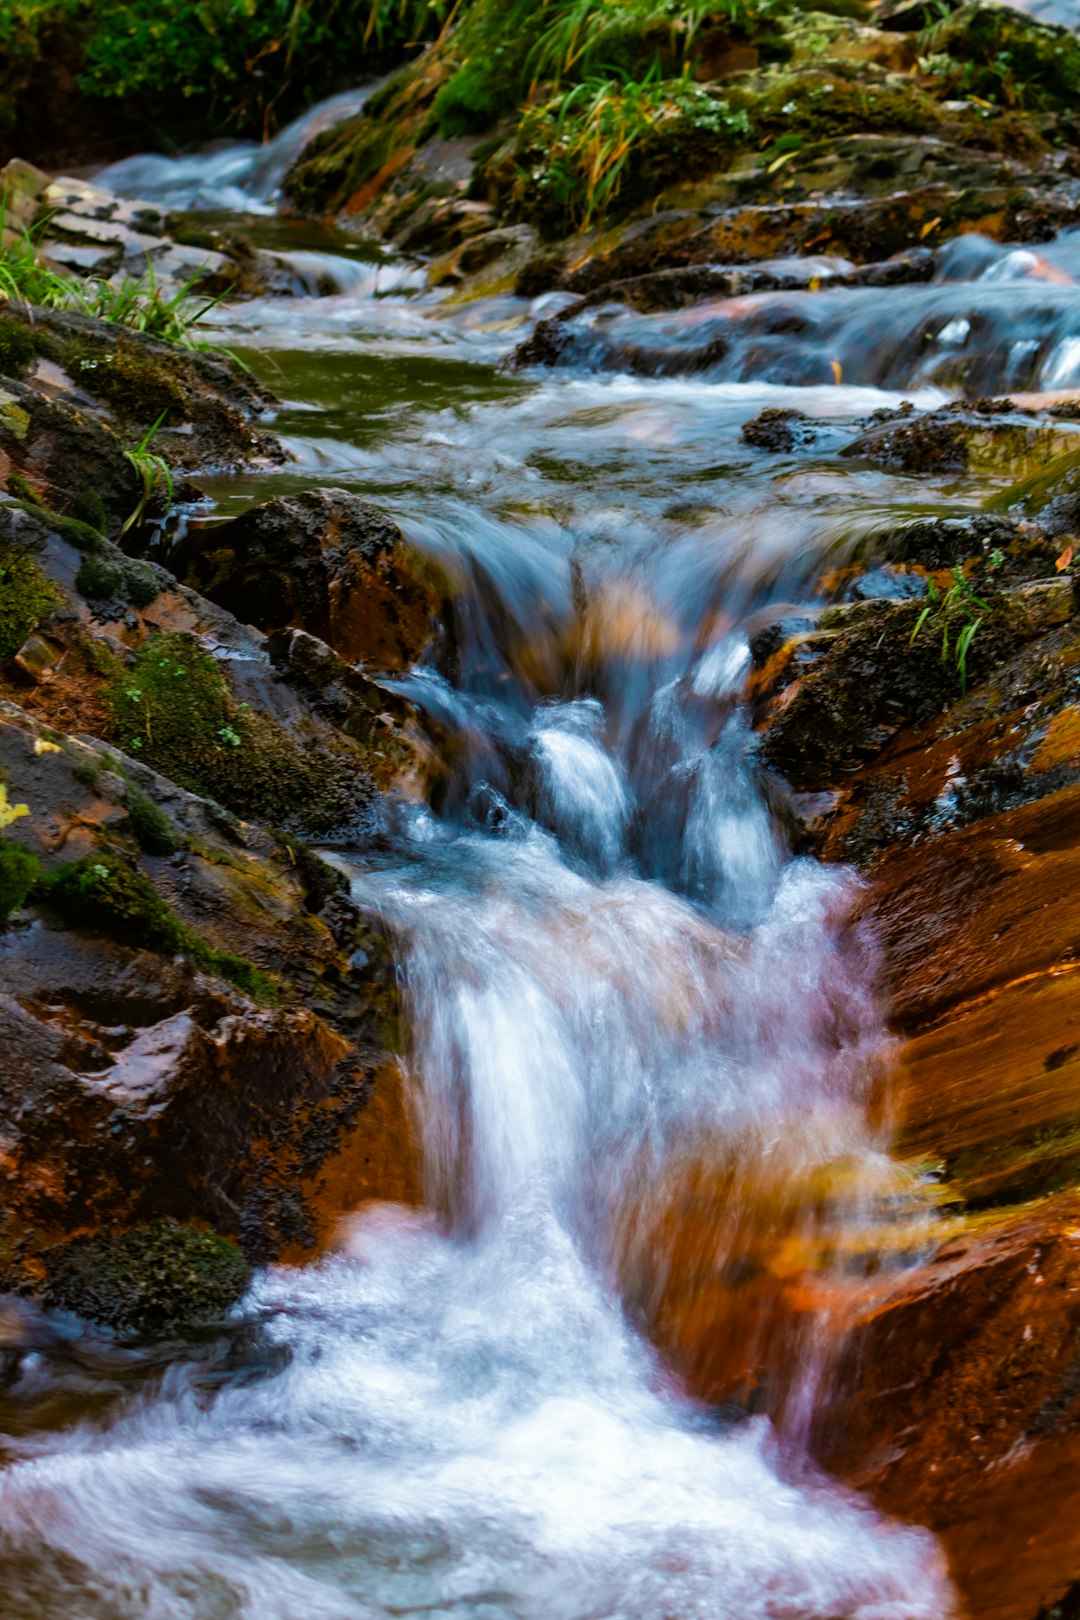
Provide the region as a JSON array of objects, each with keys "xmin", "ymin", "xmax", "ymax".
[
  {"xmin": 0, "ymin": 807, "xmax": 952, "ymax": 1618},
  {"xmin": 97, "ymin": 86, "xmax": 372, "ymax": 213}
]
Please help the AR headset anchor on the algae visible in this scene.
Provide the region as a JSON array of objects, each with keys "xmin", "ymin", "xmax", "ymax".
[{"xmin": 43, "ymin": 1219, "xmax": 251, "ymax": 1338}]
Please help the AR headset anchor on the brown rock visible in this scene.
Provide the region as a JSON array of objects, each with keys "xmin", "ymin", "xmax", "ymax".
[{"xmin": 178, "ymin": 488, "xmax": 441, "ymax": 670}]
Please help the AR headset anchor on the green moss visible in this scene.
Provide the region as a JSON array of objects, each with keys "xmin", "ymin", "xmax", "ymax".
[
  {"xmin": 68, "ymin": 340, "xmax": 187, "ymax": 425},
  {"xmin": 285, "ymin": 117, "xmax": 396, "ymax": 214},
  {"xmin": 925, "ymin": 3, "xmax": 1080, "ymax": 112},
  {"xmin": 125, "ymin": 561, "xmax": 159, "ymax": 607},
  {"xmin": 70, "ymin": 488, "xmax": 107, "ymax": 536},
  {"xmin": 104, "ymin": 632, "xmax": 367, "ymax": 834},
  {"xmin": 0, "ymin": 838, "xmax": 41, "ymax": 921},
  {"xmin": 7, "ymin": 472, "xmax": 42, "ymax": 506},
  {"xmin": 75, "ymin": 551, "xmax": 123, "ymax": 600},
  {"xmin": 43, "ymin": 1219, "xmax": 250, "ymax": 1338},
  {"xmin": 0, "ymin": 316, "xmax": 39, "ymax": 377},
  {"xmin": 731, "ymin": 71, "xmax": 941, "ymax": 142},
  {"xmin": 123, "ymin": 785, "xmax": 180, "ymax": 855},
  {"xmin": 77, "ymin": 547, "xmax": 161, "ymax": 606},
  {"xmin": 988, "ymin": 446, "xmax": 1080, "ymax": 519},
  {"xmin": 0, "ymin": 540, "xmax": 62, "ymax": 660},
  {"xmin": 47, "ymin": 852, "xmax": 278, "ymax": 1001}
]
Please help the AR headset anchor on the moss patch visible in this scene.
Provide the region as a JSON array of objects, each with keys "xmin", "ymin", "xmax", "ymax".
[
  {"xmin": 43, "ymin": 1220, "xmax": 250, "ymax": 1337},
  {"xmin": 75, "ymin": 551, "xmax": 124, "ymax": 600},
  {"xmin": 924, "ymin": 4, "xmax": 1080, "ymax": 113},
  {"xmin": 69, "ymin": 339, "xmax": 188, "ymax": 426},
  {"xmin": 0, "ymin": 837, "xmax": 41, "ymax": 921},
  {"xmin": 104, "ymin": 632, "xmax": 369, "ymax": 835},
  {"xmin": 0, "ymin": 539, "xmax": 62, "ymax": 660},
  {"xmin": 47, "ymin": 852, "xmax": 279, "ymax": 1002},
  {"xmin": 123, "ymin": 784, "xmax": 180, "ymax": 855}
]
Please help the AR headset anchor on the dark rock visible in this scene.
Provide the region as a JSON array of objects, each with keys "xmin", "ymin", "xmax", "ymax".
[
  {"xmin": 177, "ymin": 490, "xmax": 440, "ymax": 671},
  {"xmin": 0, "ymin": 303, "xmax": 282, "ymax": 477},
  {"xmin": 42, "ymin": 1220, "xmax": 250, "ymax": 1337},
  {"xmin": 754, "ymin": 579, "xmax": 1076, "ymax": 791},
  {"xmin": 742, "ymin": 408, "xmax": 817, "ymax": 454}
]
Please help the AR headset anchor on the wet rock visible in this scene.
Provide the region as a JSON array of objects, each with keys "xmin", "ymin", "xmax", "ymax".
[
  {"xmin": 0, "ymin": 315, "xmax": 282, "ymax": 550},
  {"xmin": 177, "ymin": 489, "xmax": 440, "ymax": 672},
  {"xmin": 0, "ymin": 705, "xmax": 419, "ymax": 1285},
  {"xmin": 813, "ymin": 1192, "xmax": 1080, "ymax": 1620},
  {"xmin": 42, "ymin": 1221, "xmax": 250, "ymax": 1337},
  {"xmin": 267, "ymin": 626, "xmax": 435, "ymax": 788},
  {"xmin": 741, "ymin": 408, "xmax": 817, "ymax": 453},
  {"xmin": 859, "ymin": 511, "xmax": 1026, "ymax": 571},
  {"xmin": 843, "ymin": 402, "xmax": 1080, "ymax": 478},
  {"xmin": 753, "ymin": 576, "xmax": 1077, "ymax": 791}
]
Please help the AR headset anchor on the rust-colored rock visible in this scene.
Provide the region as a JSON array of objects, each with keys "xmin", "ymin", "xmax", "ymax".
[{"xmin": 178, "ymin": 489, "xmax": 440, "ymax": 671}]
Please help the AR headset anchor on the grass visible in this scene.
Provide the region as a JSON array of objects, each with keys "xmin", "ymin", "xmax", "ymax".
[
  {"xmin": 908, "ymin": 557, "xmax": 1004, "ymax": 694},
  {"xmin": 526, "ymin": 0, "xmax": 778, "ymax": 86},
  {"xmin": 0, "ymin": 210, "xmax": 232, "ymax": 352},
  {"xmin": 120, "ymin": 411, "xmax": 173, "ymax": 537},
  {"xmin": 515, "ymin": 66, "xmax": 750, "ymax": 230}
]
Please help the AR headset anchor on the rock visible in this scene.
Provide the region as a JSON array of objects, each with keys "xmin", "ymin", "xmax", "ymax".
[
  {"xmin": 843, "ymin": 402, "xmax": 1080, "ymax": 478},
  {"xmin": 0, "ymin": 701, "xmax": 420, "ymax": 1291},
  {"xmin": 0, "ymin": 305, "xmax": 283, "ymax": 512},
  {"xmin": 177, "ymin": 489, "xmax": 441, "ymax": 671},
  {"xmin": 0, "ymin": 158, "xmax": 49, "ymax": 249},
  {"xmin": 42, "ymin": 1220, "xmax": 251, "ymax": 1337},
  {"xmin": 267, "ymin": 625, "xmax": 436, "ymax": 789},
  {"xmin": 754, "ymin": 575, "xmax": 1078, "ymax": 792},
  {"xmin": 741, "ymin": 407, "xmax": 817, "ymax": 453}
]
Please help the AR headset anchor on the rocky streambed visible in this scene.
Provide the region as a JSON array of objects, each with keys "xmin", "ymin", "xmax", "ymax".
[{"xmin": 2, "ymin": 10, "xmax": 1080, "ymax": 1613}]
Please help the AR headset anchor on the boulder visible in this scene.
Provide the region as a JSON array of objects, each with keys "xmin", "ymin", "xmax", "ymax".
[{"xmin": 177, "ymin": 489, "xmax": 440, "ymax": 671}]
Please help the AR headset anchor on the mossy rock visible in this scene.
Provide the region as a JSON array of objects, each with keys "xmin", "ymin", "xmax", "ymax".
[
  {"xmin": 47, "ymin": 851, "xmax": 278, "ymax": 1002},
  {"xmin": 43, "ymin": 1220, "xmax": 250, "ymax": 1337},
  {"xmin": 730, "ymin": 67, "xmax": 941, "ymax": 142},
  {"xmin": 105, "ymin": 631, "xmax": 369, "ymax": 835},
  {"xmin": 924, "ymin": 4, "xmax": 1080, "ymax": 113},
  {"xmin": 0, "ymin": 537, "xmax": 62, "ymax": 660},
  {"xmin": 989, "ymin": 446, "xmax": 1080, "ymax": 532}
]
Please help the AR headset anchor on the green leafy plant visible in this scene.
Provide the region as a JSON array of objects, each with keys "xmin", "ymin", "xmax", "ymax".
[
  {"xmin": 908, "ymin": 564, "xmax": 991, "ymax": 693},
  {"xmin": 0, "ymin": 208, "xmax": 72, "ymax": 308},
  {"xmin": 73, "ymin": 265, "xmax": 232, "ymax": 351},
  {"xmin": 120, "ymin": 411, "xmax": 173, "ymax": 537}
]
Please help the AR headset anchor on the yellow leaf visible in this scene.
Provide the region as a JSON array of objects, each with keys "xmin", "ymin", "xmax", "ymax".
[
  {"xmin": 0, "ymin": 785, "xmax": 29, "ymax": 829},
  {"xmin": 809, "ymin": 276, "xmax": 820, "ymax": 292},
  {"xmin": 767, "ymin": 149, "xmax": 799, "ymax": 175},
  {"xmin": 920, "ymin": 216, "xmax": 943, "ymax": 240},
  {"xmin": 830, "ymin": 359, "xmax": 843, "ymax": 385},
  {"xmin": 1057, "ymin": 545, "xmax": 1074, "ymax": 572},
  {"xmin": 33, "ymin": 737, "xmax": 60, "ymax": 755}
]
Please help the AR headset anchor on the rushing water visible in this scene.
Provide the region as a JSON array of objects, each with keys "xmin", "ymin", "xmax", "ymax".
[{"xmin": 13, "ymin": 76, "xmax": 1080, "ymax": 1616}]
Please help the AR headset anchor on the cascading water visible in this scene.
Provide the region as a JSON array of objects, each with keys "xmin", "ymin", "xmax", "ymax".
[{"xmin": 17, "ymin": 85, "xmax": 1075, "ymax": 1618}]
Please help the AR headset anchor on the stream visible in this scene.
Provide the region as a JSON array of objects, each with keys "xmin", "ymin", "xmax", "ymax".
[{"xmin": 5, "ymin": 80, "xmax": 1080, "ymax": 1618}]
